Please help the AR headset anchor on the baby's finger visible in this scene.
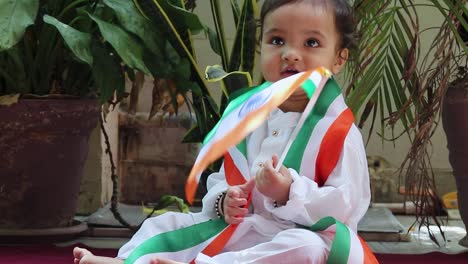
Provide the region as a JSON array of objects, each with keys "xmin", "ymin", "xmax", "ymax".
[
  {"xmin": 272, "ymin": 154, "xmax": 279, "ymax": 168},
  {"xmin": 227, "ymin": 188, "xmax": 240, "ymax": 199},
  {"xmin": 238, "ymin": 178, "xmax": 256, "ymax": 197},
  {"xmin": 225, "ymin": 214, "xmax": 243, "ymax": 225},
  {"xmin": 263, "ymin": 159, "xmax": 276, "ymax": 174},
  {"xmin": 225, "ymin": 205, "xmax": 248, "ymax": 217},
  {"xmin": 226, "ymin": 196, "xmax": 247, "ymax": 208},
  {"xmin": 224, "ymin": 207, "xmax": 248, "ymax": 224}
]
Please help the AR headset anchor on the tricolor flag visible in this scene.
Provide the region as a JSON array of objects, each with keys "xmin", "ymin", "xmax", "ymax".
[
  {"xmin": 123, "ymin": 68, "xmax": 379, "ymax": 264},
  {"xmin": 185, "ymin": 67, "xmax": 331, "ymax": 204}
]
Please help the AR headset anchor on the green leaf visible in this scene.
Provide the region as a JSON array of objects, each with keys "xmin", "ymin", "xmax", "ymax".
[
  {"xmin": 210, "ymin": 0, "xmax": 229, "ymax": 69},
  {"xmin": 0, "ymin": 0, "xmax": 39, "ymax": 51},
  {"xmin": 205, "ymin": 26, "xmax": 221, "ymax": 56},
  {"xmin": 205, "ymin": 64, "xmax": 252, "ymax": 87},
  {"xmin": 135, "ymin": 0, "xmax": 221, "ymax": 135},
  {"xmin": 174, "ymin": 58, "xmax": 191, "ymax": 80},
  {"xmin": 43, "ymin": 15, "xmax": 93, "ymax": 65},
  {"xmin": 228, "ymin": 0, "xmax": 258, "ymax": 75},
  {"xmin": 165, "ymin": 40, "xmax": 180, "ymax": 66},
  {"xmin": 230, "ymin": 0, "xmax": 241, "ymax": 26},
  {"xmin": 182, "ymin": 124, "xmax": 205, "ymax": 143},
  {"xmin": 143, "ymin": 49, "xmax": 172, "ymax": 78},
  {"xmin": 89, "ymin": 13, "xmax": 149, "ymax": 74},
  {"xmin": 91, "ymin": 43, "xmax": 125, "ymax": 104},
  {"xmin": 103, "ymin": 0, "xmax": 163, "ymax": 55},
  {"xmin": 160, "ymin": 0, "xmax": 205, "ymax": 34}
]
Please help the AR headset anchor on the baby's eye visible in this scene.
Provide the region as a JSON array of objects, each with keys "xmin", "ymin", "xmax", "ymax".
[
  {"xmin": 305, "ymin": 39, "xmax": 319, "ymax": 47},
  {"xmin": 270, "ymin": 37, "xmax": 284, "ymax": 45}
]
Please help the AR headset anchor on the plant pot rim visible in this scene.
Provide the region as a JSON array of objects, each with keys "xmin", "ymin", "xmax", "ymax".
[{"xmin": 20, "ymin": 94, "xmax": 98, "ymax": 100}]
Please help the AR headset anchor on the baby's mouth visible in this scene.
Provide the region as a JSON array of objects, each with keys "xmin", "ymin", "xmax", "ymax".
[{"xmin": 281, "ymin": 68, "xmax": 299, "ymax": 76}]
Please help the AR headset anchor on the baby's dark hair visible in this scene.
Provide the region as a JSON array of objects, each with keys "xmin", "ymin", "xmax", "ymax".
[{"xmin": 259, "ymin": 0, "xmax": 357, "ymax": 53}]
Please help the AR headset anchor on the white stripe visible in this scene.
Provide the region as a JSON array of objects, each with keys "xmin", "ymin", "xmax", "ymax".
[
  {"xmin": 310, "ymin": 70, "xmax": 324, "ymax": 86},
  {"xmin": 227, "ymin": 147, "xmax": 250, "ymax": 181},
  {"xmin": 299, "ymin": 95, "xmax": 348, "ymax": 180},
  {"xmin": 192, "ymin": 71, "xmax": 316, "ymax": 185},
  {"xmin": 215, "ymin": 72, "xmax": 306, "ymax": 140},
  {"xmin": 275, "ymin": 72, "xmax": 327, "ymax": 171},
  {"xmin": 347, "ymin": 227, "xmax": 365, "ymax": 264},
  {"xmin": 133, "ymin": 235, "xmax": 218, "ymax": 264}
]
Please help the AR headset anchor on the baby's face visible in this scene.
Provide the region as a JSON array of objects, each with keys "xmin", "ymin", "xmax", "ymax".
[{"xmin": 260, "ymin": 2, "xmax": 346, "ymax": 84}]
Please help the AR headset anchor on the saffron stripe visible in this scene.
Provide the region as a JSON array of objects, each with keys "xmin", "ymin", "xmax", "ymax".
[
  {"xmin": 314, "ymin": 108, "xmax": 354, "ymax": 186},
  {"xmin": 186, "ymin": 70, "xmax": 315, "ymax": 204},
  {"xmin": 223, "ymin": 152, "xmax": 247, "ymax": 186},
  {"xmin": 200, "ymin": 224, "xmax": 239, "ymax": 257},
  {"xmin": 196, "ymin": 194, "xmax": 252, "ymax": 259},
  {"xmin": 358, "ymin": 236, "xmax": 380, "ymax": 264}
]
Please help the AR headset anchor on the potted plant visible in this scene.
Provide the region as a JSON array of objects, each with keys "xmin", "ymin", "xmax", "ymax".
[
  {"xmin": 0, "ymin": 0, "xmax": 125, "ymax": 231},
  {"xmin": 0, "ymin": 0, "xmax": 259, "ymax": 231},
  {"xmin": 346, "ymin": 0, "xmax": 467, "ymax": 243},
  {"xmin": 113, "ymin": 0, "xmax": 259, "ymax": 210},
  {"xmin": 0, "ymin": 0, "xmax": 196, "ymax": 230}
]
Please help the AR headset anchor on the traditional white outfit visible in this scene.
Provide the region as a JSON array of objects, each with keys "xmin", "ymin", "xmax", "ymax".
[
  {"xmin": 118, "ymin": 75, "xmax": 375, "ymax": 264},
  {"xmin": 118, "ymin": 112, "xmax": 371, "ymax": 263}
]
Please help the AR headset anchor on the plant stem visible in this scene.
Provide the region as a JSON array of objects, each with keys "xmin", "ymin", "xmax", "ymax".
[{"xmin": 100, "ymin": 111, "xmax": 137, "ymax": 231}]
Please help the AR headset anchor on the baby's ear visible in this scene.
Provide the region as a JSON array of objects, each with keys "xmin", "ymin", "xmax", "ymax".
[{"xmin": 332, "ymin": 48, "xmax": 349, "ymax": 74}]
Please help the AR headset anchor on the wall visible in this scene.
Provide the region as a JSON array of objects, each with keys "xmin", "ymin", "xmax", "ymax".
[
  {"xmin": 78, "ymin": 0, "xmax": 455, "ymax": 214},
  {"xmin": 361, "ymin": 1, "xmax": 450, "ymax": 170}
]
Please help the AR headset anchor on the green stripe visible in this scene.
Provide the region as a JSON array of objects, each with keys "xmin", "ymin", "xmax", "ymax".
[
  {"xmin": 203, "ymin": 82, "xmax": 272, "ymax": 145},
  {"xmin": 236, "ymin": 139, "xmax": 247, "ymax": 157},
  {"xmin": 283, "ymin": 78, "xmax": 341, "ymax": 171},
  {"xmin": 124, "ymin": 219, "xmax": 228, "ymax": 264},
  {"xmin": 308, "ymin": 217, "xmax": 351, "ymax": 264},
  {"xmin": 301, "ymin": 79, "xmax": 316, "ymax": 98}
]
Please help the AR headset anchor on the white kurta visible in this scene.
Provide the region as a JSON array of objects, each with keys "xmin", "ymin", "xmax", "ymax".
[{"xmin": 118, "ymin": 108, "xmax": 371, "ymax": 264}]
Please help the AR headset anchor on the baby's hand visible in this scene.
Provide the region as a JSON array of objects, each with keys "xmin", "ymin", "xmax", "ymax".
[
  {"xmin": 255, "ymin": 154, "xmax": 292, "ymax": 206},
  {"xmin": 223, "ymin": 179, "xmax": 255, "ymax": 225}
]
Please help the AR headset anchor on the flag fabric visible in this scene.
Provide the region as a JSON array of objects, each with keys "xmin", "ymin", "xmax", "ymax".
[
  {"xmin": 124, "ymin": 68, "xmax": 379, "ymax": 264},
  {"xmin": 185, "ymin": 67, "xmax": 331, "ymax": 204}
]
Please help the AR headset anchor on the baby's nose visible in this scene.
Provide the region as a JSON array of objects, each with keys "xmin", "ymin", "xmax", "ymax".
[{"xmin": 282, "ymin": 47, "xmax": 300, "ymax": 61}]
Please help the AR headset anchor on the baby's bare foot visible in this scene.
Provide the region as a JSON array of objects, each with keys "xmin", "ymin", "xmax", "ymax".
[
  {"xmin": 150, "ymin": 257, "xmax": 185, "ymax": 264},
  {"xmin": 73, "ymin": 247, "xmax": 123, "ymax": 264}
]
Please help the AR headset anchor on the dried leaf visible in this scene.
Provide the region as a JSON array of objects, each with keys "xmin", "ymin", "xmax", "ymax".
[{"xmin": 0, "ymin": 94, "xmax": 20, "ymax": 106}]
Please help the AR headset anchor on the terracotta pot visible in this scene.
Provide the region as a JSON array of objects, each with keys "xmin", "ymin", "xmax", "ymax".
[
  {"xmin": 442, "ymin": 76, "xmax": 468, "ymax": 228},
  {"xmin": 0, "ymin": 98, "xmax": 99, "ymax": 229}
]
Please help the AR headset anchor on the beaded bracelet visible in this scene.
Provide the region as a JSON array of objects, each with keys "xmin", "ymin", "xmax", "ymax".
[
  {"xmin": 273, "ymin": 200, "xmax": 278, "ymax": 208},
  {"xmin": 215, "ymin": 191, "xmax": 227, "ymax": 218}
]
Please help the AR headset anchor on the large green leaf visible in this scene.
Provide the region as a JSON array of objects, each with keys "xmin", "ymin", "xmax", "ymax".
[
  {"xmin": 209, "ymin": 0, "xmax": 229, "ymax": 69},
  {"xmin": 228, "ymin": 0, "xmax": 257, "ymax": 75},
  {"xmin": 43, "ymin": 15, "xmax": 93, "ymax": 65},
  {"xmin": 0, "ymin": 0, "xmax": 39, "ymax": 51},
  {"xmin": 205, "ymin": 26, "xmax": 221, "ymax": 56},
  {"xmin": 134, "ymin": 0, "xmax": 220, "ymax": 136},
  {"xmin": 229, "ymin": 0, "xmax": 241, "ymax": 26},
  {"xmin": 211, "ymin": 0, "xmax": 258, "ymax": 112},
  {"xmin": 91, "ymin": 43, "xmax": 125, "ymax": 104},
  {"xmin": 161, "ymin": 0, "xmax": 204, "ymax": 34},
  {"xmin": 89, "ymin": 13, "xmax": 149, "ymax": 74},
  {"xmin": 103, "ymin": 0, "xmax": 163, "ymax": 55}
]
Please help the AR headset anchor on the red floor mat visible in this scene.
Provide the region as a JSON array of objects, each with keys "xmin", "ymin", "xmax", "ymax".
[{"xmin": 0, "ymin": 243, "xmax": 467, "ymax": 263}]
